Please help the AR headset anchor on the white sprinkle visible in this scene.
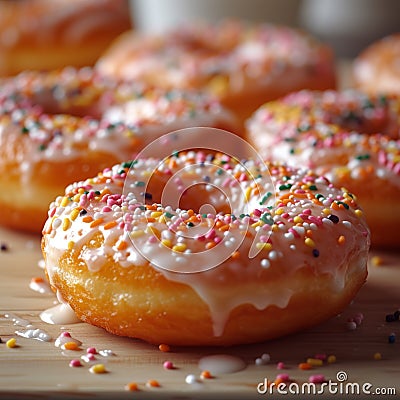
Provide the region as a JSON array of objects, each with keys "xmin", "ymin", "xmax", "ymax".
[
  {"xmin": 261, "ymin": 259, "xmax": 270, "ymax": 269},
  {"xmin": 185, "ymin": 374, "xmax": 198, "ymax": 384}
]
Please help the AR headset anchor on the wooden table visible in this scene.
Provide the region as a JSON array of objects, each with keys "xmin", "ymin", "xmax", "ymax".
[{"xmin": 0, "ymin": 224, "xmax": 399, "ymax": 399}]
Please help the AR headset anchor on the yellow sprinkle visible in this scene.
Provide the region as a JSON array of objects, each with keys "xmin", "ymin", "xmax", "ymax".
[
  {"xmin": 306, "ymin": 358, "xmax": 323, "ymax": 367},
  {"xmin": 62, "ymin": 218, "xmax": 71, "ymax": 231},
  {"xmin": 103, "ymin": 221, "xmax": 117, "ymax": 230},
  {"xmin": 60, "ymin": 196, "xmax": 69, "ymax": 207},
  {"xmin": 89, "ymin": 364, "xmax": 107, "ymax": 374},
  {"xmin": 275, "ymin": 207, "xmax": 285, "ymax": 215},
  {"xmin": 161, "ymin": 239, "xmax": 172, "ymax": 248},
  {"xmin": 271, "ymin": 224, "xmax": 279, "ymax": 232},
  {"xmin": 67, "ymin": 241, "xmax": 75, "ymax": 250},
  {"xmin": 147, "ymin": 226, "xmax": 161, "ymax": 239},
  {"xmin": 373, "ymin": 352, "xmax": 382, "ymax": 360},
  {"xmin": 304, "ymin": 238, "xmax": 315, "ymax": 247},
  {"xmin": 327, "ymin": 355, "xmax": 336, "ymax": 364},
  {"xmin": 6, "ymin": 338, "xmax": 17, "ymax": 348},
  {"xmin": 293, "ymin": 216, "xmax": 303, "ymax": 224},
  {"xmin": 355, "ymin": 209, "xmax": 363, "ymax": 217},
  {"xmin": 72, "ymin": 194, "xmax": 81, "ymax": 203},
  {"xmin": 371, "ymin": 256, "xmax": 384, "ymax": 267},
  {"xmin": 338, "ymin": 235, "xmax": 346, "ymax": 245},
  {"xmin": 244, "ymin": 186, "xmax": 252, "ymax": 202},
  {"xmin": 172, "ymin": 243, "xmax": 187, "ymax": 252},
  {"xmin": 322, "ymin": 208, "xmax": 331, "ymax": 216},
  {"xmin": 251, "ymin": 221, "xmax": 262, "ymax": 228},
  {"xmin": 70, "ymin": 208, "xmax": 80, "ymax": 221},
  {"xmin": 151, "ymin": 211, "xmax": 163, "ymax": 218},
  {"xmin": 256, "ymin": 243, "xmax": 272, "ymax": 251},
  {"xmin": 130, "ymin": 229, "xmax": 144, "ymax": 238}
]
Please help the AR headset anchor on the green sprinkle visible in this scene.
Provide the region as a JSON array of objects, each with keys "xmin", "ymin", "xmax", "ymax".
[
  {"xmin": 187, "ymin": 222, "xmax": 195, "ymax": 227},
  {"xmin": 164, "ymin": 212, "xmax": 174, "ymax": 218},
  {"xmin": 21, "ymin": 126, "xmax": 29, "ymax": 134},
  {"xmin": 134, "ymin": 181, "xmax": 146, "ymax": 187},
  {"xmin": 309, "ymin": 185, "xmax": 318, "ymax": 190},
  {"xmin": 279, "ymin": 183, "xmax": 292, "ymax": 191},
  {"xmin": 122, "ymin": 161, "xmax": 134, "ymax": 168},
  {"xmin": 216, "ymin": 169, "xmax": 224, "ymax": 175},
  {"xmin": 259, "ymin": 192, "xmax": 273, "ymax": 205},
  {"xmin": 260, "ymin": 213, "xmax": 274, "ymax": 225},
  {"xmin": 355, "ymin": 154, "xmax": 371, "ymax": 160},
  {"xmin": 336, "ymin": 201, "xmax": 349, "ymax": 209}
]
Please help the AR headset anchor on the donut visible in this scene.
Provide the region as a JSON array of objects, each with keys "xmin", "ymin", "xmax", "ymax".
[
  {"xmin": 96, "ymin": 19, "xmax": 336, "ymax": 127},
  {"xmin": 0, "ymin": 67, "xmax": 238, "ymax": 233},
  {"xmin": 0, "ymin": 0, "xmax": 131, "ymax": 77},
  {"xmin": 353, "ymin": 33, "xmax": 400, "ymax": 95},
  {"xmin": 41, "ymin": 151, "xmax": 369, "ymax": 346},
  {"xmin": 246, "ymin": 89, "xmax": 400, "ymax": 248}
]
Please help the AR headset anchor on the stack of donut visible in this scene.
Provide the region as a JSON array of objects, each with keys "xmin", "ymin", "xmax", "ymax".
[{"xmin": 96, "ymin": 19, "xmax": 337, "ymax": 127}]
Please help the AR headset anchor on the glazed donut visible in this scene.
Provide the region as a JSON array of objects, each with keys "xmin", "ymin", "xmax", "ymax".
[
  {"xmin": 96, "ymin": 19, "xmax": 336, "ymax": 127},
  {"xmin": 0, "ymin": 0, "xmax": 131, "ymax": 76},
  {"xmin": 246, "ymin": 89, "xmax": 400, "ymax": 248},
  {"xmin": 0, "ymin": 67, "xmax": 238, "ymax": 233},
  {"xmin": 41, "ymin": 151, "xmax": 369, "ymax": 346},
  {"xmin": 353, "ymin": 33, "xmax": 400, "ymax": 95}
]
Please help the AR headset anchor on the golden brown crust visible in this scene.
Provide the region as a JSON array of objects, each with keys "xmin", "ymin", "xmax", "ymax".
[
  {"xmin": 43, "ymin": 233, "xmax": 367, "ymax": 346},
  {"xmin": 0, "ymin": 0, "xmax": 132, "ymax": 76}
]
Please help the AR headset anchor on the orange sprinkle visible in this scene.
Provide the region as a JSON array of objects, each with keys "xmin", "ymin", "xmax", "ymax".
[
  {"xmin": 82, "ymin": 216, "xmax": 93, "ymax": 223},
  {"xmin": 298, "ymin": 362, "xmax": 312, "ymax": 370},
  {"xmin": 158, "ymin": 343, "xmax": 170, "ymax": 352},
  {"xmin": 125, "ymin": 382, "xmax": 139, "ymax": 391},
  {"xmin": 146, "ymin": 379, "xmax": 160, "ymax": 388},
  {"xmin": 200, "ymin": 370, "xmax": 213, "ymax": 379},
  {"xmin": 338, "ymin": 235, "xmax": 346, "ymax": 245},
  {"xmin": 90, "ymin": 218, "xmax": 104, "ymax": 228},
  {"xmin": 231, "ymin": 250, "xmax": 240, "ymax": 260},
  {"xmin": 103, "ymin": 221, "xmax": 118, "ymax": 230},
  {"xmin": 205, "ymin": 242, "xmax": 216, "ymax": 250},
  {"xmin": 31, "ymin": 276, "xmax": 44, "ymax": 283},
  {"xmin": 62, "ymin": 341, "xmax": 80, "ymax": 351},
  {"xmin": 116, "ymin": 240, "xmax": 128, "ymax": 251}
]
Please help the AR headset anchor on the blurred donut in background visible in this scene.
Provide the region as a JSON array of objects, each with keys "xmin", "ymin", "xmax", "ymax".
[{"xmin": 0, "ymin": 0, "xmax": 132, "ymax": 77}]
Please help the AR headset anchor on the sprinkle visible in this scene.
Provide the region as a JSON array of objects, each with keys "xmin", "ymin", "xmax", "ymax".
[
  {"xmin": 388, "ymin": 333, "xmax": 396, "ymax": 344},
  {"xmin": 346, "ymin": 321, "xmax": 357, "ymax": 331},
  {"xmin": 6, "ymin": 338, "xmax": 17, "ymax": 348},
  {"xmin": 146, "ymin": 379, "xmax": 160, "ymax": 388},
  {"xmin": 298, "ymin": 362, "xmax": 312, "ymax": 370},
  {"xmin": 304, "ymin": 238, "xmax": 315, "ymax": 247},
  {"xmin": 89, "ymin": 364, "xmax": 107, "ymax": 374},
  {"xmin": 103, "ymin": 221, "xmax": 117, "ymax": 230},
  {"xmin": 62, "ymin": 218, "xmax": 71, "ymax": 231},
  {"xmin": 306, "ymin": 358, "xmax": 323, "ymax": 367},
  {"xmin": 327, "ymin": 355, "xmax": 336, "ymax": 364},
  {"xmin": 69, "ymin": 359, "xmax": 83, "ymax": 367},
  {"xmin": 125, "ymin": 382, "xmax": 139, "ymax": 391},
  {"xmin": 163, "ymin": 361, "xmax": 174, "ymax": 370},
  {"xmin": 185, "ymin": 374, "xmax": 198, "ymax": 384},
  {"xmin": 309, "ymin": 374, "xmax": 326, "ymax": 384},
  {"xmin": 337, "ymin": 235, "xmax": 346, "ymax": 245},
  {"xmin": 1, "ymin": 242, "xmax": 9, "ymax": 252},
  {"xmin": 371, "ymin": 256, "xmax": 384, "ymax": 267},
  {"xmin": 87, "ymin": 347, "xmax": 97, "ymax": 354},
  {"xmin": 355, "ymin": 209, "xmax": 363, "ymax": 217},
  {"xmin": 276, "ymin": 373, "xmax": 290, "ymax": 382},
  {"xmin": 89, "ymin": 218, "xmax": 104, "ymax": 228},
  {"xmin": 158, "ymin": 343, "xmax": 170, "ymax": 352},
  {"xmin": 200, "ymin": 370, "xmax": 213, "ymax": 379},
  {"xmin": 373, "ymin": 352, "xmax": 382, "ymax": 360},
  {"xmin": 62, "ymin": 341, "xmax": 80, "ymax": 351},
  {"xmin": 277, "ymin": 362, "xmax": 285, "ymax": 369}
]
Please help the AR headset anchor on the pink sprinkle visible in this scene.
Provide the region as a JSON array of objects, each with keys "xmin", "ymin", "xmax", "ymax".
[
  {"xmin": 276, "ymin": 373, "xmax": 290, "ymax": 382},
  {"xmin": 314, "ymin": 354, "xmax": 327, "ymax": 361},
  {"xmin": 277, "ymin": 362, "xmax": 285, "ymax": 370},
  {"xmin": 253, "ymin": 209, "xmax": 262, "ymax": 217},
  {"xmin": 69, "ymin": 359, "xmax": 82, "ymax": 367},
  {"xmin": 309, "ymin": 374, "xmax": 325, "ymax": 384},
  {"xmin": 87, "ymin": 347, "xmax": 97, "ymax": 354},
  {"xmin": 86, "ymin": 353, "xmax": 96, "ymax": 361},
  {"xmin": 205, "ymin": 229, "xmax": 216, "ymax": 240},
  {"xmin": 163, "ymin": 361, "xmax": 174, "ymax": 370},
  {"xmin": 60, "ymin": 332, "xmax": 71, "ymax": 337}
]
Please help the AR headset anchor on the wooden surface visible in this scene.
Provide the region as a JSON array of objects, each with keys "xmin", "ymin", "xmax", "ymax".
[{"xmin": 0, "ymin": 226, "xmax": 400, "ymax": 399}]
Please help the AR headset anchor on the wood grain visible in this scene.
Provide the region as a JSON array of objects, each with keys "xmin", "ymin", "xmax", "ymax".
[{"xmin": 0, "ymin": 224, "xmax": 399, "ymax": 399}]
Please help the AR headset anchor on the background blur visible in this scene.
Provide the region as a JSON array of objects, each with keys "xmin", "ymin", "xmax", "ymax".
[{"xmin": 130, "ymin": 0, "xmax": 400, "ymax": 58}]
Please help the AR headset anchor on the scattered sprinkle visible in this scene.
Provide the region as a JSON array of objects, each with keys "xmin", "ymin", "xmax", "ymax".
[
  {"xmin": 146, "ymin": 379, "xmax": 160, "ymax": 388},
  {"xmin": 158, "ymin": 343, "xmax": 170, "ymax": 352},
  {"xmin": 89, "ymin": 364, "xmax": 107, "ymax": 374},
  {"xmin": 125, "ymin": 382, "xmax": 139, "ymax": 391},
  {"xmin": 373, "ymin": 352, "xmax": 382, "ymax": 360},
  {"xmin": 69, "ymin": 359, "xmax": 83, "ymax": 367},
  {"xmin": 6, "ymin": 338, "xmax": 17, "ymax": 348}
]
